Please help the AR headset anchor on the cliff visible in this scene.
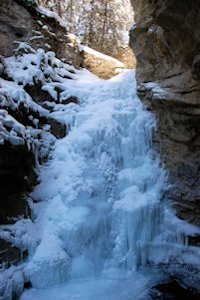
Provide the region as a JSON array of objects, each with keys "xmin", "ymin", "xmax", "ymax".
[
  {"xmin": 0, "ymin": 0, "xmax": 83, "ymax": 67},
  {"xmin": 0, "ymin": 0, "xmax": 83, "ymax": 269},
  {"xmin": 130, "ymin": 0, "xmax": 200, "ymax": 244}
]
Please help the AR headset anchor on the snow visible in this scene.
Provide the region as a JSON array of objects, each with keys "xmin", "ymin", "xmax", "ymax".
[
  {"xmin": 130, "ymin": 23, "xmax": 138, "ymax": 31},
  {"xmin": 20, "ymin": 267, "xmax": 168, "ymax": 300},
  {"xmin": 138, "ymin": 82, "xmax": 170, "ymax": 100},
  {"xmin": 0, "ymin": 46, "xmax": 85, "ymax": 184},
  {"xmin": 0, "ymin": 73, "xmax": 49, "ymax": 148},
  {"xmin": 0, "ymin": 50, "xmax": 200, "ymax": 299},
  {"xmin": 37, "ymin": 6, "xmax": 70, "ymax": 31},
  {"xmin": 0, "ymin": 109, "xmax": 25, "ymax": 145},
  {"xmin": 81, "ymin": 45, "xmax": 124, "ymax": 67},
  {"xmin": 29, "ymin": 35, "xmax": 44, "ymax": 41},
  {"xmin": 0, "ymin": 77, "xmax": 48, "ymax": 117},
  {"xmin": 5, "ymin": 47, "xmax": 77, "ymax": 88},
  {"xmin": 37, "ymin": 0, "xmax": 134, "ymax": 60}
]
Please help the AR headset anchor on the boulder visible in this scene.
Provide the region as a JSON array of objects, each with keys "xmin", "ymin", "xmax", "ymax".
[{"xmin": 82, "ymin": 46, "xmax": 125, "ymax": 79}]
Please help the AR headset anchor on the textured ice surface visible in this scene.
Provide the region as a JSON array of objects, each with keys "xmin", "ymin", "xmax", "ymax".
[
  {"xmin": 24, "ymin": 71, "xmax": 168, "ymax": 287},
  {"xmin": 1, "ymin": 68, "xmax": 199, "ymax": 299},
  {"xmin": 21, "ymin": 267, "xmax": 168, "ymax": 300}
]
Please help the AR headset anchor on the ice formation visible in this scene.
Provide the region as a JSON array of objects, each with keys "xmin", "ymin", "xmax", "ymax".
[{"xmin": 0, "ymin": 49, "xmax": 199, "ymax": 300}]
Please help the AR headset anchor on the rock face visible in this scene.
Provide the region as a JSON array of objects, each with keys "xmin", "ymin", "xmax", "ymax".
[
  {"xmin": 0, "ymin": 0, "xmax": 83, "ymax": 68},
  {"xmin": 0, "ymin": 239, "xmax": 21, "ymax": 268},
  {"xmin": 0, "ymin": 141, "xmax": 36, "ymax": 224},
  {"xmin": 117, "ymin": 47, "xmax": 136, "ymax": 69},
  {"xmin": 130, "ymin": 0, "xmax": 200, "ymax": 231},
  {"xmin": 82, "ymin": 46, "xmax": 125, "ymax": 79},
  {"xmin": 0, "ymin": 0, "xmax": 83, "ymax": 227},
  {"xmin": 0, "ymin": 32, "xmax": 81, "ymax": 269}
]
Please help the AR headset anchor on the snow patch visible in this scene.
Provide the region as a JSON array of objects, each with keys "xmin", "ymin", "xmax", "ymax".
[{"xmin": 81, "ymin": 45, "xmax": 124, "ymax": 67}]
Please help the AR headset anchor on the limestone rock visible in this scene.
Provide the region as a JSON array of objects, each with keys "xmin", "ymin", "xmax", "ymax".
[
  {"xmin": 130, "ymin": 0, "xmax": 200, "ymax": 235},
  {"xmin": 117, "ymin": 47, "xmax": 136, "ymax": 69},
  {"xmin": 0, "ymin": 0, "xmax": 83, "ymax": 68},
  {"xmin": 82, "ymin": 46, "xmax": 125, "ymax": 79}
]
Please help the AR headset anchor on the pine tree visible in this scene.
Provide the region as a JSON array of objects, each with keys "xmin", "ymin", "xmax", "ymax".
[{"xmin": 37, "ymin": 0, "xmax": 134, "ymax": 59}]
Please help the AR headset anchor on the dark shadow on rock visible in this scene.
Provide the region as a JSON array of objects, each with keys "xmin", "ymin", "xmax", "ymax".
[
  {"xmin": 0, "ymin": 141, "xmax": 36, "ymax": 224},
  {"xmin": 149, "ymin": 280, "xmax": 200, "ymax": 300},
  {"xmin": 0, "ymin": 239, "xmax": 21, "ymax": 268}
]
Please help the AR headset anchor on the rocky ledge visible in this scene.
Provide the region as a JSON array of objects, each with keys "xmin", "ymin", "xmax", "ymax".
[
  {"xmin": 0, "ymin": 0, "xmax": 83, "ymax": 67},
  {"xmin": 0, "ymin": 44, "xmax": 81, "ymax": 270}
]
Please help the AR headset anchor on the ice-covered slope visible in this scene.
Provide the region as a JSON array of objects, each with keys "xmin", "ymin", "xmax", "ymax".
[
  {"xmin": 24, "ymin": 71, "xmax": 167, "ymax": 287},
  {"xmin": 1, "ymin": 66, "xmax": 200, "ymax": 299}
]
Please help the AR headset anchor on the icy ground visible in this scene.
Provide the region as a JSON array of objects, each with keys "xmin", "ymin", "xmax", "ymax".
[{"xmin": 1, "ymin": 56, "xmax": 200, "ymax": 299}]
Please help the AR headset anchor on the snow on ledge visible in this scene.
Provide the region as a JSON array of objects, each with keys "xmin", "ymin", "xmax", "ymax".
[
  {"xmin": 37, "ymin": 6, "xmax": 69, "ymax": 31},
  {"xmin": 81, "ymin": 45, "xmax": 124, "ymax": 68},
  {"xmin": 138, "ymin": 82, "xmax": 170, "ymax": 100}
]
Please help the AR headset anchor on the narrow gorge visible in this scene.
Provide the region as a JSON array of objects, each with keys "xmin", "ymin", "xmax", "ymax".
[{"xmin": 0, "ymin": 0, "xmax": 200, "ymax": 299}]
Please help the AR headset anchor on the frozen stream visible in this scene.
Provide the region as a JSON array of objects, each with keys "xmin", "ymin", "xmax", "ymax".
[{"xmin": 16, "ymin": 70, "xmax": 197, "ymax": 299}]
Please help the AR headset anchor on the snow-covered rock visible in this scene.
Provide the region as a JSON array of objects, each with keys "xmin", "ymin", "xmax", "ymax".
[
  {"xmin": 0, "ymin": 0, "xmax": 83, "ymax": 68},
  {"xmin": 82, "ymin": 45, "xmax": 125, "ymax": 79},
  {"xmin": 0, "ymin": 47, "xmax": 80, "ymax": 238}
]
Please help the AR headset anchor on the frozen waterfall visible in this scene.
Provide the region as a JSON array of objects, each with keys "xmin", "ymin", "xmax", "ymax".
[{"xmin": 3, "ymin": 70, "xmax": 199, "ymax": 300}]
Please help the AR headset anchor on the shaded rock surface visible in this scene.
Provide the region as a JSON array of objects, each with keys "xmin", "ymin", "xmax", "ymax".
[
  {"xmin": 149, "ymin": 280, "xmax": 199, "ymax": 300},
  {"xmin": 130, "ymin": 0, "xmax": 200, "ymax": 237},
  {"xmin": 0, "ymin": 0, "xmax": 83, "ymax": 68},
  {"xmin": 0, "ymin": 239, "xmax": 21, "ymax": 268},
  {"xmin": 117, "ymin": 47, "xmax": 136, "ymax": 69},
  {"xmin": 0, "ymin": 141, "xmax": 36, "ymax": 224}
]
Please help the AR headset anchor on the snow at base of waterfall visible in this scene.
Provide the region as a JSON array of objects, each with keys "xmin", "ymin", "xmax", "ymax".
[
  {"xmin": 0, "ymin": 52, "xmax": 200, "ymax": 300},
  {"xmin": 20, "ymin": 267, "xmax": 168, "ymax": 300}
]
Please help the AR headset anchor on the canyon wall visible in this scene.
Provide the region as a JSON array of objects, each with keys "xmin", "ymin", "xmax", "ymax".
[
  {"xmin": 0, "ymin": 0, "xmax": 83, "ymax": 67},
  {"xmin": 0, "ymin": 0, "xmax": 85, "ymax": 225},
  {"xmin": 0, "ymin": 0, "xmax": 83, "ymax": 265},
  {"xmin": 130, "ymin": 0, "xmax": 200, "ymax": 242}
]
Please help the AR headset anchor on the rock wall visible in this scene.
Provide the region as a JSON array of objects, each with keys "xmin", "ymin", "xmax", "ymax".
[
  {"xmin": 117, "ymin": 47, "xmax": 136, "ymax": 69},
  {"xmin": 0, "ymin": 141, "xmax": 36, "ymax": 224},
  {"xmin": 130, "ymin": 0, "xmax": 200, "ymax": 236},
  {"xmin": 0, "ymin": 0, "xmax": 83, "ymax": 68},
  {"xmin": 0, "ymin": 0, "xmax": 84, "ymax": 225},
  {"xmin": 0, "ymin": 0, "xmax": 84, "ymax": 267},
  {"xmin": 0, "ymin": 46, "xmax": 82, "ymax": 271}
]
